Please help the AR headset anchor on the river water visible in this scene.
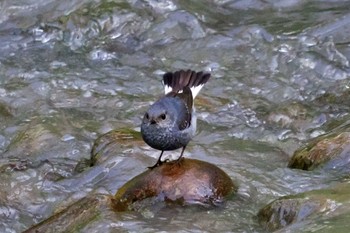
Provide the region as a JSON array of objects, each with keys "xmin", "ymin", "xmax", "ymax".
[{"xmin": 1, "ymin": 0, "xmax": 350, "ymax": 232}]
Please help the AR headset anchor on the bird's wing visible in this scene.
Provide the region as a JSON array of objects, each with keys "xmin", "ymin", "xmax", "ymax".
[{"xmin": 166, "ymin": 87, "xmax": 192, "ymax": 130}]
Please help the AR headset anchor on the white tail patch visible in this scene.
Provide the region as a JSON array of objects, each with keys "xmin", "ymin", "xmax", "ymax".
[
  {"xmin": 162, "ymin": 70, "xmax": 210, "ymax": 99},
  {"xmin": 164, "ymin": 85, "xmax": 173, "ymax": 95},
  {"xmin": 164, "ymin": 84, "xmax": 204, "ymax": 99},
  {"xmin": 190, "ymin": 84, "xmax": 204, "ymax": 99}
]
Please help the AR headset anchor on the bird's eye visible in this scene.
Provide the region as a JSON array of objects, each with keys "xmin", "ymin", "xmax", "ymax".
[
  {"xmin": 145, "ymin": 113, "xmax": 149, "ymax": 120},
  {"xmin": 160, "ymin": 113, "xmax": 166, "ymax": 120}
]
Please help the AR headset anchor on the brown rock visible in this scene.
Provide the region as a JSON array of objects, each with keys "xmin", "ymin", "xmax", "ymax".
[
  {"xmin": 111, "ymin": 158, "xmax": 237, "ymax": 211},
  {"xmin": 90, "ymin": 128, "xmax": 143, "ymax": 166},
  {"xmin": 258, "ymin": 183, "xmax": 350, "ymax": 231},
  {"xmin": 288, "ymin": 132, "xmax": 350, "ymax": 170},
  {"xmin": 258, "ymin": 197, "xmax": 329, "ymax": 231},
  {"xmin": 23, "ymin": 194, "xmax": 111, "ymax": 233}
]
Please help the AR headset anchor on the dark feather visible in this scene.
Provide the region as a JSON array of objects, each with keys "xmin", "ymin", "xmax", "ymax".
[
  {"xmin": 176, "ymin": 87, "xmax": 193, "ymax": 129},
  {"xmin": 165, "ymin": 87, "xmax": 192, "ymax": 130},
  {"xmin": 163, "ymin": 69, "xmax": 211, "ymax": 93},
  {"xmin": 163, "ymin": 69, "xmax": 210, "ymax": 130}
]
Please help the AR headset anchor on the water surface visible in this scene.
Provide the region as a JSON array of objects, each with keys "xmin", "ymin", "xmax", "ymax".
[{"xmin": 1, "ymin": 0, "xmax": 350, "ymax": 232}]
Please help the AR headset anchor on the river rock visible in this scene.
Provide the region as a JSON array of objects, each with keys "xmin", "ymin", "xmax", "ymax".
[
  {"xmin": 267, "ymin": 102, "xmax": 310, "ymax": 128},
  {"xmin": 22, "ymin": 159, "xmax": 237, "ymax": 232},
  {"xmin": 111, "ymin": 158, "xmax": 237, "ymax": 211},
  {"xmin": 0, "ymin": 101, "xmax": 13, "ymax": 118},
  {"xmin": 258, "ymin": 183, "xmax": 350, "ymax": 231},
  {"xmin": 90, "ymin": 128, "xmax": 143, "ymax": 166},
  {"xmin": 288, "ymin": 131, "xmax": 350, "ymax": 170},
  {"xmin": 23, "ymin": 194, "xmax": 111, "ymax": 233},
  {"xmin": 258, "ymin": 196, "xmax": 329, "ymax": 231}
]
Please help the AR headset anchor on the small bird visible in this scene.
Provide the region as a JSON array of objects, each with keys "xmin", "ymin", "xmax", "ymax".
[{"xmin": 141, "ymin": 69, "xmax": 211, "ymax": 169}]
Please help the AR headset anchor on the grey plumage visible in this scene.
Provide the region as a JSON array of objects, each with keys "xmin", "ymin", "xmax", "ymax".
[{"xmin": 141, "ymin": 69, "xmax": 211, "ymax": 168}]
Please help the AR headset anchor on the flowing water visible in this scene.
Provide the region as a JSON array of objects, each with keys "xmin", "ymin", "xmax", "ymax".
[{"xmin": 1, "ymin": 0, "xmax": 350, "ymax": 232}]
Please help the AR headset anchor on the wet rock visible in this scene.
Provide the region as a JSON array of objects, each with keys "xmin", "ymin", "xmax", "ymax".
[
  {"xmin": 267, "ymin": 102, "xmax": 310, "ymax": 129},
  {"xmin": 258, "ymin": 196, "xmax": 329, "ymax": 231},
  {"xmin": 2, "ymin": 117, "xmax": 91, "ymax": 179},
  {"xmin": 90, "ymin": 129, "xmax": 237, "ymax": 210},
  {"xmin": 23, "ymin": 194, "xmax": 111, "ymax": 233},
  {"xmin": 90, "ymin": 128, "xmax": 143, "ymax": 166},
  {"xmin": 258, "ymin": 183, "xmax": 350, "ymax": 231},
  {"xmin": 22, "ymin": 159, "xmax": 236, "ymax": 231},
  {"xmin": 313, "ymin": 91, "xmax": 350, "ymax": 108},
  {"xmin": 288, "ymin": 131, "xmax": 350, "ymax": 170},
  {"xmin": 3, "ymin": 120, "xmax": 60, "ymax": 159},
  {"xmin": 0, "ymin": 101, "xmax": 13, "ymax": 118},
  {"xmin": 111, "ymin": 158, "xmax": 237, "ymax": 211}
]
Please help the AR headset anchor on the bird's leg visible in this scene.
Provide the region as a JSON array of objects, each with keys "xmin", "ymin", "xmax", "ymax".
[
  {"xmin": 148, "ymin": 151, "xmax": 165, "ymax": 169},
  {"xmin": 176, "ymin": 146, "xmax": 186, "ymax": 163}
]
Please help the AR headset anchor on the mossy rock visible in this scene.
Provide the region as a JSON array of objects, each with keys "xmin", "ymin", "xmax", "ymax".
[
  {"xmin": 258, "ymin": 197, "xmax": 329, "ymax": 231},
  {"xmin": 23, "ymin": 194, "xmax": 111, "ymax": 233},
  {"xmin": 288, "ymin": 132, "xmax": 350, "ymax": 170},
  {"xmin": 90, "ymin": 128, "xmax": 143, "ymax": 166},
  {"xmin": 266, "ymin": 102, "xmax": 311, "ymax": 128},
  {"xmin": 3, "ymin": 120, "xmax": 60, "ymax": 158},
  {"xmin": 76, "ymin": 127, "xmax": 142, "ymax": 172},
  {"xmin": 258, "ymin": 183, "xmax": 350, "ymax": 231},
  {"xmin": 0, "ymin": 101, "xmax": 13, "ymax": 118},
  {"xmin": 111, "ymin": 158, "xmax": 237, "ymax": 211}
]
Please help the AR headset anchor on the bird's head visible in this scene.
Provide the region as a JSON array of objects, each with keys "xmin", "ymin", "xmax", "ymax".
[{"xmin": 142, "ymin": 101, "xmax": 173, "ymax": 128}]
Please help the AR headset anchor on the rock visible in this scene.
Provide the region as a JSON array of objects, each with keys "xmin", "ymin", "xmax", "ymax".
[
  {"xmin": 288, "ymin": 132, "xmax": 350, "ymax": 170},
  {"xmin": 267, "ymin": 102, "xmax": 310, "ymax": 129},
  {"xmin": 89, "ymin": 129, "xmax": 236, "ymax": 211},
  {"xmin": 3, "ymin": 120, "xmax": 60, "ymax": 159},
  {"xmin": 22, "ymin": 159, "xmax": 237, "ymax": 231},
  {"xmin": 258, "ymin": 183, "xmax": 350, "ymax": 231},
  {"xmin": 257, "ymin": 196, "xmax": 329, "ymax": 231},
  {"xmin": 111, "ymin": 158, "xmax": 237, "ymax": 211},
  {"xmin": 90, "ymin": 128, "xmax": 143, "ymax": 166},
  {"xmin": 23, "ymin": 194, "xmax": 111, "ymax": 233},
  {"xmin": 314, "ymin": 91, "xmax": 350, "ymax": 108},
  {"xmin": 0, "ymin": 101, "xmax": 13, "ymax": 118}
]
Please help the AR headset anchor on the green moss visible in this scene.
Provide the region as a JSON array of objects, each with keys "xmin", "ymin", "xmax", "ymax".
[
  {"xmin": 0, "ymin": 102, "xmax": 12, "ymax": 118},
  {"xmin": 23, "ymin": 195, "xmax": 108, "ymax": 233},
  {"xmin": 288, "ymin": 132, "xmax": 350, "ymax": 170},
  {"xmin": 258, "ymin": 183, "xmax": 350, "ymax": 231},
  {"xmin": 91, "ymin": 128, "xmax": 142, "ymax": 166}
]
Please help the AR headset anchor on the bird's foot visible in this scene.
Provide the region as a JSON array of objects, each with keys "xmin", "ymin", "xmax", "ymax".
[
  {"xmin": 148, "ymin": 159, "xmax": 170, "ymax": 169},
  {"xmin": 175, "ymin": 157, "xmax": 184, "ymax": 166}
]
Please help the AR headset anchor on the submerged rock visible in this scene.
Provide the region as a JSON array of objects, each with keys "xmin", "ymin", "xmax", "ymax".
[
  {"xmin": 75, "ymin": 127, "xmax": 143, "ymax": 172},
  {"xmin": 258, "ymin": 196, "xmax": 329, "ymax": 231},
  {"xmin": 112, "ymin": 158, "xmax": 237, "ymax": 211},
  {"xmin": 90, "ymin": 128, "xmax": 143, "ymax": 166},
  {"xmin": 22, "ymin": 159, "xmax": 236, "ymax": 231},
  {"xmin": 23, "ymin": 194, "xmax": 111, "ymax": 233},
  {"xmin": 258, "ymin": 183, "xmax": 350, "ymax": 231},
  {"xmin": 0, "ymin": 101, "xmax": 13, "ymax": 118},
  {"xmin": 4, "ymin": 122, "xmax": 59, "ymax": 159},
  {"xmin": 267, "ymin": 102, "xmax": 311, "ymax": 129},
  {"xmin": 288, "ymin": 131, "xmax": 350, "ymax": 170}
]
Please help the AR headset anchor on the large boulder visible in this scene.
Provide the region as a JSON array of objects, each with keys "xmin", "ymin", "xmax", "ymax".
[{"xmin": 112, "ymin": 158, "xmax": 237, "ymax": 211}]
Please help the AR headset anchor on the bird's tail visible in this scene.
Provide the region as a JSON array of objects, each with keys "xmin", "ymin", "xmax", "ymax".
[{"xmin": 163, "ymin": 70, "xmax": 211, "ymax": 99}]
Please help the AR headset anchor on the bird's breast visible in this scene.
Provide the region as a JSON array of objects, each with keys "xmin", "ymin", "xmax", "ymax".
[{"xmin": 141, "ymin": 123, "xmax": 192, "ymax": 151}]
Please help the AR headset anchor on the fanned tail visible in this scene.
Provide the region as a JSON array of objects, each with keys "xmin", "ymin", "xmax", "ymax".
[{"xmin": 163, "ymin": 69, "xmax": 211, "ymax": 99}]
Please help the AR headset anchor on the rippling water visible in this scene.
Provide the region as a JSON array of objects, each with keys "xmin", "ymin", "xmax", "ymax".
[{"xmin": 1, "ymin": 0, "xmax": 350, "ymax": 232}]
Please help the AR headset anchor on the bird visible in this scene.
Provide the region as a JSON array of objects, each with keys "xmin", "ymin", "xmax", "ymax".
[{"xmin": 141, "ymin": 69, "xmax": 211, "ymax": 169}]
